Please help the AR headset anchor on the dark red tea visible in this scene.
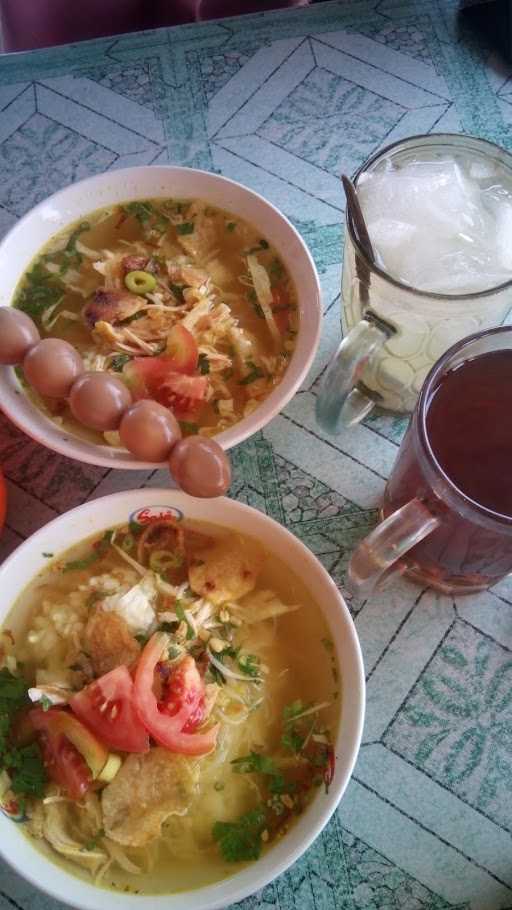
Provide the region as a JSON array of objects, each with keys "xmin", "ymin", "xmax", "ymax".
[
  {"xmin": 382, "ymin": 348, "xmax": 512, "ymax": 593},
  {"xmin": 426, "ymin": 350, "xmax": 512, "ymax": 516}
]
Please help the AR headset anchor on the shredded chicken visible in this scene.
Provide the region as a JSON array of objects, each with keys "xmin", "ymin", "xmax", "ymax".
[{"xmin": 83, "ymin": 288, "xmax": 146, "ymax": 328}]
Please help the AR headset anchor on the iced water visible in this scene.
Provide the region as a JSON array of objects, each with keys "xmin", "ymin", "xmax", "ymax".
[{"xmin": 357, "ymin": 150, "xmax": 512, "ymax": 294}]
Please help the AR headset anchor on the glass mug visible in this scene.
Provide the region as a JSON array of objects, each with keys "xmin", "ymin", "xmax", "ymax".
[
  {"xmin": 348, "ymin": 327, "xmax": 512, "ymax": 597},
  {"xmin": 316, "ymin": 134, "xmax": 512, "ymax": 432}
]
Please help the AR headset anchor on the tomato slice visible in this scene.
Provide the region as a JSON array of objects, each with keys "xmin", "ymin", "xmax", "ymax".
[
  {"xmin": 30, "ymin": 709, "xmax": 91, "ymax": 800},
  {"xmin": 157, "ymin": 372, "xmax": 208, "ymax": 420},
  {"xmin": 162, "ymin": 656, "xmax": 205, "ymax": 734},
  {"xmin": 165, "ymin": 324, "xmax": 199, "ymax": 373},
  {"xmin": 271, "ymin": 288, "xmax": 291, "ymax": 335},
  {"xmin": 31, "ymin": 708, "xmax": 109, "ymax": 777},
  {"xmin": 134, "ymin": 634, "xmax": 218, "ymax": 756},
  {"xmin": 123, "ymin": 346, "xmax": 207, "ymax": 421},
  {"xmin": 70, "ymin": 666, "xmax": 150, "ymax": 754}
]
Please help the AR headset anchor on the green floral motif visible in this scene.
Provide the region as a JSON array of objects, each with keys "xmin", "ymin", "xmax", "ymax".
[
  {"xmin": 81, "ymin": 62, "xmax": 156, "ymax": 108},
  {"xmin": 342, "ymin": 830, "xmax": 461, "ymax": 909},
  {"xmin": 199, "ymin": 43, "xmax": 256, "ymax": 100},
  {"xmin": 260, "ymin": 68, "xmax": 405, "ymax": 177},
  {"xmin": 232, "ymin": 815, "xmax": 461, "ymax": 909},
  {"xmin": 364, "ymin": 410, "xmax": 409, "ymax": 446},
  {"xmin": 0, "ymin": 113, "xmax": 115, "ymax": 217},
  {"xmin": 274, "ymin": 453, "xmax": 366, "ymax": 523},
  {"xmin": 230, "ymin": 435, "xmax": 377, "ymax": 613},
  {"xmin": 385, "ymin": 620, "xmax": 512, "ymax": 829},
  {"xmin": 359, "ymin": 22, "xmax": 432, "ymax": 62}
]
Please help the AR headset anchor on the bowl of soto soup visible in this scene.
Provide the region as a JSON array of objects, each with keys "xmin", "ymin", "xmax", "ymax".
[
  {"xmin": 0, "ymin": 489, "xmax": 364, "ymax": 910},
  {"xmin": 0, "ymin": 166, "xmax": 321, "ymax": 468}
]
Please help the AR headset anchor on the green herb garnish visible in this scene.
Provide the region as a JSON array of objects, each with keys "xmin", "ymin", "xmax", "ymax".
[
  {"xmin": 62, "ymin": 529, "xmax": 113, "ymax": 572},
  {"xmin": 282, "ymin": 700, "xmax": 307, "ymax": 753},
  {"xmin": 176, "ymin": 222, "xmax": 195, "ymax": 236},
  {"xmin": 239, "ymin": 362, "xmax": 264, "ymax": 385},
  {"xmin": 83, "ymin": 829, "xmax": 105, "ymax": 852},
  {"xmin": 233, "ymin": 752, "xmax": 295, "ymax": 797},
  {"xmin": 39, "ymin": 695, "xmax": 52, "ymax": 712},
  {"xmin": 207, "ymin": 664, "xmax": 226, "ymax": 686},
  {"xmin": 175, "ymin": 603, "xmax": 194, "ymax": 640},
  {"xmin": 58, "ymin": 221, "xmax": 90, "ymax": 273},
  {"xmin": 226, "ymin": 222, "xmax": 237, "ymax": 232},
  {"xmin": 212, "ymin": 807, "xmax": 266, "ymax": 862},
  {"xmin": 245, "ymin": 239, "xmax": 270, "ymax": 255},
  {"xmin": 269, "ymin": 258, "xmax": 284, "ymax": 283},
  {"xmin": 14, "ymin": 263, "xmax": 63, "ymax": 319},
  {"xmin": 232, "ymin": 751, "xmax": 280, "ymax": 778},
  {"xmin": 169, "ymin": 282, "xmax": 185, "ymax": 302},
  {"xmin": 198, "ymin": 353, "xmax": 210, "ymax": 375},
  {"xmin": 281, "ymin": 728, "xmax": 305, "ymax": 754},
  {"xmin": 124, "ymin": 201, "xmax": 154, "ymax": 224},
  {"xmin": 179, "ymin": 421, "xmax": 199, "ymax": 435},
  {"xmin": 9, "ymin": 744, "xmax": 47, "ymax": 798},
  {"xmin": 110, "ymin": 353, "xmax": 131, "ymax": 372},
  {"xmin": 237, "ymin": 653, "xmax": 261, "ymax": 678},
  {"xmin": 0, "ymin": 669, "xmax": 47, "ymax": 800}
]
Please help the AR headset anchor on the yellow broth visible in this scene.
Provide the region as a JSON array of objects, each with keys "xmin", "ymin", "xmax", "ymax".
[
  {"xmin": 13, "ymin": 199, "xmax": 298, "ymax": 444},
  {"xmin": 1, "ymin": 520, "xmax": 339, "ymax": 895}
]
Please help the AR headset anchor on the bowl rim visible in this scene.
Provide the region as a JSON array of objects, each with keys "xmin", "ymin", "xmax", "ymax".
[
  {"xmin": 0, "ymin": 165, "xmax": 322, "ymax": 468},
  {"xmin": 0, "ymin": 489, "xmax": 365, "ymax": 910}
]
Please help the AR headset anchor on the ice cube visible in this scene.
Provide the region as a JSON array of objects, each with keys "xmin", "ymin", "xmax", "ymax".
[
  {"xmin": 469, "ymin": 158, "xmax": 497, "ymax": 181},
  {"xmin": 494, "ymin": 200, "xmax": 512, "ymax": 270},
  {"xmin": 365, "ymin": 218, "xmax": 418, "ymax": 276},
  {"xmin": 356, "ymin": 149, "xmax": 512, "ymax": 294}
]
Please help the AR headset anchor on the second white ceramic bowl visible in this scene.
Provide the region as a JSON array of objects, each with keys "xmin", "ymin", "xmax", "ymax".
[
  {"xmin": 0, "ymin": 166, "xmax": 321, "ymax": 468},
  {"xmin": 0, "ymin": 489, "xmax": 364, "ymax": 910}
]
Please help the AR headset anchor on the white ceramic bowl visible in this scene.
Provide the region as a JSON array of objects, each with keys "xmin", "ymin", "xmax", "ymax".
[
  {"xmin": 0, "ymin": 166, "xmax": 321, "ymax": 468},
  {"xmin": 0, "ymin": 489, "xmax": 364, "ymax": 910}
]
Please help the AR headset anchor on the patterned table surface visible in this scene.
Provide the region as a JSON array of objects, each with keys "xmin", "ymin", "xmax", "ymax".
[{"xmin": 1, "ymin": 1, "xmax": 512, "ymax": 908}]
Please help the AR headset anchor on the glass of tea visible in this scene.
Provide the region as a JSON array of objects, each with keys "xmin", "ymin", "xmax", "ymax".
[
  {"xmin": 316, "ymin": 134, "xmax": 512, "ymax": 432},
  {"xmin": 348, "ymin": 326, "xmax": 512, "ymax": 596}
]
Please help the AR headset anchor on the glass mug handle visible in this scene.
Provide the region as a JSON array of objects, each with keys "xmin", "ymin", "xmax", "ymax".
[
  {"xmin": 348, "ymin": 499, "xmax": 441, "ymax": 597},
  {"xmin": 316, "ymin": 315, "xmax": 392, "ymax": 433}
]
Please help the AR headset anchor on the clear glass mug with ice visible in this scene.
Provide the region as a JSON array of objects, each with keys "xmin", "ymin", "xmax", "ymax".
[{"xmin": 316, "ymin": 134, "xmax": 512, "ymax": 431}]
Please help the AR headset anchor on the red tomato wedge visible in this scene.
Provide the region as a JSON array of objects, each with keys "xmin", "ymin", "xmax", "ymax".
[
  {"xmin": 162, "ymin": 656, "xmax": 205, "ymax": 734},
  {"xmin": 70, "ymin": 666, "xmax": 150, "ymax": 754},
  {"xmin": 134, "ymin": 633, "xmax": 218, "ymax": 756},
  {"xmin": 157, "ymin": 372, "xmax": 208, "ymax": 421},
  {"xmin": 123, "ymin": 334, "xmax": 207, "ymax": 420},
  {"xmin": 31, "ymin": 709, "xmax": 91, "ymax": 800},
  {"xmin": 166, "ymin": 324, "xmax": 199, "ymax": 373},
  {"xmin": 271, "ymin": 288, "xmax": 291, "ymax": 335}
]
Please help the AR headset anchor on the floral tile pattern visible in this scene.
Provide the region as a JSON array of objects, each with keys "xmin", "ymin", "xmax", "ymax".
[
  {"xmin": 0, "ymin": 110, "xmax": 116, "ymax": 216},
  {"xmin": 384, "ymin": 619, "xmax": 512, "ymax": 834},
  {"xmin": 359, "ymin": 22, "xmax": 433, "ymax": 63},
  {"xmin": 260, "ymin": 66, "xmax": 405, "ymax": 175},
  {"xmin": 341, "ymin": 830, "xmax": 458, "ymax": 910},
  {"xmin": 200, "ymin": 43, "xmax": 257, "ymax": 101},
  {"xmin": 1, "ymin": 1, "xmax": 512, "ymax": 908},
  {"xmin": 81, "ymin": 61, "xmax": 158, "ymax": 109}
]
